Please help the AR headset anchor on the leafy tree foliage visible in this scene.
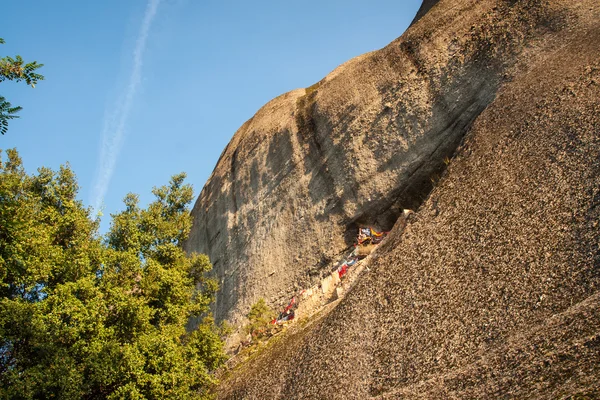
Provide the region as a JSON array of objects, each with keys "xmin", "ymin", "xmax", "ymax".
[
  {"xmin": 0, "ymin": 149, "xmax": 226, "ymax": 399},
  {"xmin": 0, "ymin": 38, "xmax": 44, "ymax": 135},
  {"xmin": 0, "ymin": 97, "xmax": 21, "ymax": 136},
  {"xmin": 244, "ymin": 298, "xmax": 276, "ymax": 340}
]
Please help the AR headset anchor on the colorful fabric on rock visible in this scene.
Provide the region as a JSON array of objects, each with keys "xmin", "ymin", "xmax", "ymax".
[
  {"xmin": 283, "ymin": 297, "xmax": 296, "ymax": 313},
  {"xmin": 338, "ymin": 264, "xmax": 348, "ymax": 278},
  {"xmin": 370, "ymin": 228, "xmax": 384, "ymax": 237}
]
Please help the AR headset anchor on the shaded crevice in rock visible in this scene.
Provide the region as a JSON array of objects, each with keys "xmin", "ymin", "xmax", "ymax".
[{"xmin": 343, "ymin": 69, "xmax": 497, "ymax": 238}]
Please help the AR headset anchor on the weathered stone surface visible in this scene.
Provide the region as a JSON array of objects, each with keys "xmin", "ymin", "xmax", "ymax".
[
  {"xmin": 185, "ymin": 0, "xmax": 589, "ymax": 330},
  {"xmin": 215, "ymin": 0, "xmax": 600, "ymax": 398},
  {"xmin": 186, "ymin": 0, "xmax": 585, "ymax": 332},
  {"xmin": 409, "ymin": 0, "xmax": 441, "ymax": 27}
]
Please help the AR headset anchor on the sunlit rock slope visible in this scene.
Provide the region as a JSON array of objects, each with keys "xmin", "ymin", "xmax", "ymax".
[
  {"xmin": 185, "ymin": 0, "xmax": 587, "ymax": 328},
  {"xmin": 213, "ymin": 0, "xmax": 600, "ymax": 398}
]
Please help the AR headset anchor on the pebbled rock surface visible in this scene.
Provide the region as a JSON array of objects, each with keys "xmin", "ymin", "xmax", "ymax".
[{"xmin": 216, "ymin": 0, "xmax": 600, "ymax": 398}]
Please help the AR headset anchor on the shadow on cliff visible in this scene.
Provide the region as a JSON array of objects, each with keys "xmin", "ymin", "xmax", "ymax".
[{"xmin": 291, "ymin": 0, "xmax": 565, "ymax": 249}]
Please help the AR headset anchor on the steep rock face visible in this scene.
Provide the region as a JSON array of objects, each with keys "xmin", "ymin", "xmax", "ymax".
[
  {"xmin": 218, "ymin": 0, "xmax": 600, "ymax": 397},
  {"xmin": 185, "ymin": 0, "xmax": 582, "ymax": 327}
]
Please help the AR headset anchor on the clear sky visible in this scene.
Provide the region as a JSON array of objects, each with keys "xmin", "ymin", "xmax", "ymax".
[{"xmin": 1, "ymin": 0, "xmax": 422, "ymax": 233}]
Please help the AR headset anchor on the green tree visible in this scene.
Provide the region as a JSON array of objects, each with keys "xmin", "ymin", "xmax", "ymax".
[
  {"xmin": 0, "ymin": 38, "xmax": 44, "ymax": 135},
  {"xmin": 0, "ymin": 149, "xmax": 226, "ymax": 399},
  {"xmin": 244, "ymin": 298, "xmax": 276, "ymax": 340}
]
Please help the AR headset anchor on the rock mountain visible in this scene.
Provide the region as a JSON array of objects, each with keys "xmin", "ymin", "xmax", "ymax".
[
  {"xmin": 185, "ymin": 0, "xmax": 527, "ymax": 326},
  {"xmin": 186, "ymin": 0, "xmax": 600, "ymax": 396}
]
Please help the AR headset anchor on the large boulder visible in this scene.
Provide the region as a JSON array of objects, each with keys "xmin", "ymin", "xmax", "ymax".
[
  {"xmin": 184, "ymin": 0, "xmax": 591, "ymax": 332},
  {"xmin": 217, "ymin": 0, "xmax": 600, "ymax": 397}
]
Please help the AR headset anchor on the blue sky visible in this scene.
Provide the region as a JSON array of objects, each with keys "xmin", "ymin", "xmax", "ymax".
[{"xmin": 1, "ymin": 0, "xmax": 421, "ymax": 233}]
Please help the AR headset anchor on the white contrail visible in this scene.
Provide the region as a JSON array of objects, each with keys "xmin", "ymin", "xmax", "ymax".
[{"xmin": 91, "ymin": 0, "xmax": 161, "ymax": 215}]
